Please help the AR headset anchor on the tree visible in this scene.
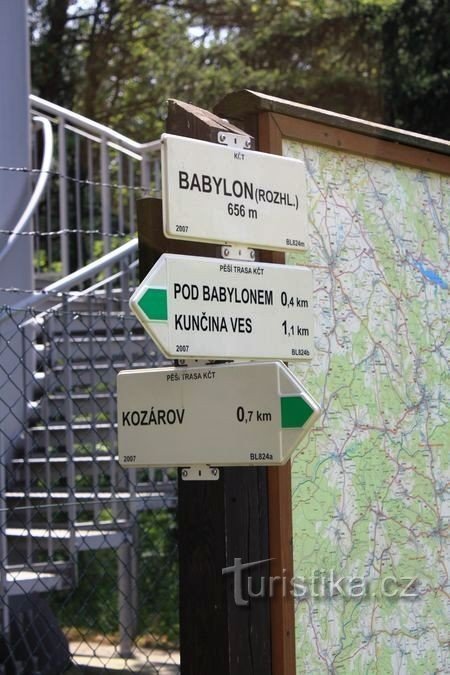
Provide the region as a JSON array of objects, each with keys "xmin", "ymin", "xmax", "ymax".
[
  {"xmin": 29, "ymin": 0, "xmax": 79, "ymax": 107},
  {"xmin": 29, "ymin": 1, "xmax": 205, "ymax": 137},
  {"xmin": 29, "ymin": 0, "xmax": 450, "ymax": 142},
  {"xmin": 381, "ymin": 0, "xmax": 450, "ymax": 138}
]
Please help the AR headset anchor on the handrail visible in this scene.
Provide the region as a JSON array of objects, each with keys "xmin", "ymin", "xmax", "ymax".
[
  {"xmin": 0, "ymin": 96, "xmax": 159, "ymax": 322},
  {"xmin": 30, "ymin": 95, "xmax": 160, "ymax": 153},
  {"xmin": 19, "ymin": 259, "xmax": 139, "ymax": 329},
  {"xmin": 0, "ymin": 237, "xmax": 138, "ymax": 322},
  {"xmin": 42, "ymin": 237, "xmax": 138, "ymax": 294},
  {"xmin": 0, "ymin": 116, "xmax": 53, "ymax": 265}
]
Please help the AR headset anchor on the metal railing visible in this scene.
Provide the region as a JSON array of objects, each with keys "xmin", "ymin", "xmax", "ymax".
[
  {"xmin": 29, "ymin": 94, "xmax": 161, "ymax": 281},
  {"xmin": 0, "ymin": 116, "xmax": 53, "ymax": 266},
  {"xmin": 0, "ymin": 238, "xmax": 139, "ymax": 324},
  {"xmin": 0, "ymin": 98, "xmax": 179, "ymax": 672}
]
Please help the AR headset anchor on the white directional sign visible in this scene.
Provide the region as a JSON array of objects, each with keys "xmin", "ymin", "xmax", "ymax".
[
  {"xmin": 161, "ymin": 133, "xmax": 309, "ymax": 252},
  {"xmin": 117, "ymin": 361, "xmax": 321, "ymax": 467},
  {"xmin": 129, "ymin": 254, "xmax": 314, "ymax": 361}
]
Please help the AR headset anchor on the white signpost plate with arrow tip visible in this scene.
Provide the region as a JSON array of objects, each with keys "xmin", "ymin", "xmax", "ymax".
[
  {"xmin": 129, "ymin": 253, "xmax": 314, "ymax": 361},
  {"xmin": 117, "ymin": 361, "xmax": 321, "ymax": 467}
]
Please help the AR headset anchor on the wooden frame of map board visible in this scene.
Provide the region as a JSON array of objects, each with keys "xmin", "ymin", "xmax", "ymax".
[{"xmin": 215, "ymin": 90, "xmax": 450, "ymax": 675}]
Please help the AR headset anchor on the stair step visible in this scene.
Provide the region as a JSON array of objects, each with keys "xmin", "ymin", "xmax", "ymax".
[
  {"xmin": 6, "ymin": 489, "xmax": 176, "ymax": 511},
  {"xmin": 38, "ymin": 334, "xmax": 156, "ymax": 366},
  {"xmin": 4, "ymin": 563, "xmax": 74, "ymax": 596},
  {"xmin": 12, "ymin": 453, "xmax": 119, "ymax": 465},
  {"xmin": 30, "ymin": 421, "xmax": 116, "ymax": 430},
  {"xmin": 5, "ymin": 570, "xmax": 67, "ymax": 595},
  {"xmin": 29, "ymin": 421, "xmax": 117, "ymax": 447},
  {"xmin": 10, "ymin": 455, "xmax": 173, "ymax": 489},
  {"xmin": 42, "ymin": 359, "xmax": 148, "ymax": 371},
  {"xmin": 33, "ymin": 359, "xmax": 158, "ymax": 391},
  {"xmin": 44, "ymin": 391, "xmax": 115, "ymax": 419},
  {"xmin": 37, "ymin": 360, "xmax": 148, "ymax": 375},
  {"xmin": 45, "ymin": 333, "xmax": 147, "ymax": 346},
  {"xmin": 11, "ymin": 453, "xmax": 168, "ymax": 477},
  {"xmin": 58, "ymin": 287, "xmax": 137, "ymax": 308},
  {"xmin": 7, "ymin": 525, "xmax": 129, "ymax": 551},
  {"xmin": 38, "ymin": 314, "xmax": 143, "ymax": 337}
]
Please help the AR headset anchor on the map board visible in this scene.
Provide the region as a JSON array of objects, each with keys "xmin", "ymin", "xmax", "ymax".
[{"xmin": 281, "ymin": 131, "xmax": 449, "ymax": 673}]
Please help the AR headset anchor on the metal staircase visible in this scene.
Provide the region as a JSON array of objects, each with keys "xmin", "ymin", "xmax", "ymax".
[
  {"xmin": 4, "ymin": 286, "xmax": 173, "ymax": 590},
  {"xmin": 0, "ymin": 95, "xmax": 176, "ymax": 671}
]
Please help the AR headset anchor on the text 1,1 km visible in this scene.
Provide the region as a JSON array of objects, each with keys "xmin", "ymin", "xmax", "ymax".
[{"xmin": 282, "ymin": 320, "xmax": 310, "ymax": 337}]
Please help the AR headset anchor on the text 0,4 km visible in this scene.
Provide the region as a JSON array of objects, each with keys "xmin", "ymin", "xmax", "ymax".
[
  {"xmin": 236, "ymin": 406, "xmax": 272, "ymax": 423},
  {"xmin": 280, "ymin": 291, "xmax": 309, "ymax": 308}
]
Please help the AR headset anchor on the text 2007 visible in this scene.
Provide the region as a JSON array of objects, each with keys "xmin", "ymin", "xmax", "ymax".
[
  {"xmin": 122, "ymin": 455, "xmax": 136, "ymax": 463},
  {"xmin": 176, "ymin": 344, "xmax": 189, "ymax": 352}
]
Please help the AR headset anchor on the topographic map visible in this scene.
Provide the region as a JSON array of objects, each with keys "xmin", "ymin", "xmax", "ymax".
[{"xmin": 284, "ymin": 139, "xmax": 449, "ymax": 674}]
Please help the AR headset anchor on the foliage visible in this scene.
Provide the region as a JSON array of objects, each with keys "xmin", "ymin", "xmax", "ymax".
[
  {"xmin": 137, "ymin": 509, "xmax": 179, "ymax": 644},
  {"xmin": 50, "ymin": 508, "xmax": 179, "ymax": 644},
  {"xmin": 29, "ymin": 0, "xmax": 450, "ymax": 140},
  {"xmin": 381, "ymin": 0, "xmax": 450, "ymax": 138},
  {"xmin": 51, "ymin": 548, "xmax": 119, "ymax": 634}
]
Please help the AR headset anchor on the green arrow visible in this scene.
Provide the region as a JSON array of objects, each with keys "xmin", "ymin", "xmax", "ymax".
[
  {"xmin": 138, "ymin": 288, "xmax": 168, "ymax": 321},
  {"xmin": 280, "ymin": 396, "xmax": 314, "ymax": 428}
]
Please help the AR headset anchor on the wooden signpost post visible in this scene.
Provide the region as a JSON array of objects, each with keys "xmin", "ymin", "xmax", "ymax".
[{"xmin": 123, "ymin": 98, "xmax": 319, "ymax": 675}]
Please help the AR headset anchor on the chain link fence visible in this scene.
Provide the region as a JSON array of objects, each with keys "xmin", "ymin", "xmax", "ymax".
[{"xmin": 0, "ymin": 291, "xmax": 180, "ymax": 674}]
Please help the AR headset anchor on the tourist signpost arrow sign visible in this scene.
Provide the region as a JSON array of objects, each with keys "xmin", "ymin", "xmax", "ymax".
[
  {"xmin": 118, "ymin": 361, "xmax": 320, "ymax": 467},
  {"xmin": 161, "ymin": 133, "xmax": 309, "ymax": 252},
  {"xmin": 129, "ymin": 253, "xmax": 314, "ymax": 361}
]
